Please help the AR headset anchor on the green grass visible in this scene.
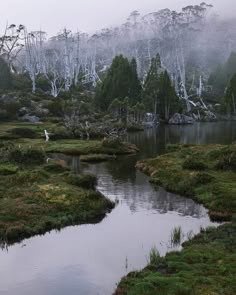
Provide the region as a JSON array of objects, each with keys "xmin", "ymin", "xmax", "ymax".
[
  {"xmin": 0, "ymin": 146, "xmax": 114, "ymax": 244},
  {"xmin": 114, "ymin": 144, "xmax": 236, "ymax": 295},
  {"xmin": 171, "ymin": 226, "xmax": 183, "ymax": 247},
  {"xmin": 136, "ymin": 144, "xmax": 236, "ymax": 221},
  {"xmin": 80, "ymin": 154, "xmax": 116, "ymax": 162}
]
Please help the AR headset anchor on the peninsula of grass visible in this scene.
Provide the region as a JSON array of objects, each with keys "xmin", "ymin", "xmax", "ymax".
[
  {"xmin": 80, "ymin": 154, "xmax": 117, "ymax": 163},
  {"xmin": 136, "ymin": 144, "xmax": 236, "ymax": 221},
  {"xmin": 0, "ymin": 122, "xmax": 139, "ymax": 156},
  {"xmin": 0, "ymin": 143, "xmax": 114, "ymax": 245},
  {"xmin": 114, "ymin": 144, "xmax": 236, "ymax": 295}
]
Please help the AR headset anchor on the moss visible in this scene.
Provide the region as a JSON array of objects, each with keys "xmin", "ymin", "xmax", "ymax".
[
  {"xmin": 80, "ymin": 154, "xmax": 116, "ymax": 162},
  {"xmin": 0, "ymin": 159, "xmax": 114, "ymax": 245},
  {"xmin": 136, "ymin": 144, "xmax": 236, "ymax": 221},
  {"xmin": 114, "ymin": 144, "xmax": 236, "ymax": 295},
  {"xmin": 0, "ymin": 164, "xmax": 18, "ymax": 175},
  {"xmin": 115, "ymin": 223, "xmax": 236, "ymax": 295},
  {"xmin": 182, "ymin": 157, "xmax": 208, "ymax": 170},
  {"xmin": 8, "ymin": 127, "xmax": 37, "ymax": 139},
  {"xmin": 66, "ymin": 173, "xmax": 97, "ymax": 190}
]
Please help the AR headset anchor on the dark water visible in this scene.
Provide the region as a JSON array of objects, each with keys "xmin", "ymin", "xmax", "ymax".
[{"xmin": 0, "ymin": 122, "xmax": 235, "ymax": 295}]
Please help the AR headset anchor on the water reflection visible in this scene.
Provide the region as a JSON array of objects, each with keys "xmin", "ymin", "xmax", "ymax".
[{"xmin": 0, "ymin": 122, "xmax": 234, "ymax": 295}]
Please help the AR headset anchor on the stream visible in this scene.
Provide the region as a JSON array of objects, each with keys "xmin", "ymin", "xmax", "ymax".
[{"xmin": 0, "ymin": 122, "xmax": 235, "ymax": 295}]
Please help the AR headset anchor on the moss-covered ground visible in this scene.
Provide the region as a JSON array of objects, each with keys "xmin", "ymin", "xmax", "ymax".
[
  {"xmin": 0, "ymin": 159, "xmax": 114, "ymax": 245},
  {"xmin": 0, "ymin": 122, "xmax": 138, "ymax": 156},
  {"xmin": 115, "ymin": 144, "xmax": 236, "ymax": 295}
]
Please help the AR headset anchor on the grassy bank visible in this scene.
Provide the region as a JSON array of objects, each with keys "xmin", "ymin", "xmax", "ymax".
[
  {"xmin": 136, "ymin": 144, "xmax": 236, "ymax": 221},
  {"xmin": 0, "ymin": 122, "xmax": 138, "ymax": 156},
  {"xmin": 0, "ymin": 143, "xmax": 114, "ymax": 245},
  {"xmin": 115, "ymin": 144, "xmax": 236, "ymax": 295}
]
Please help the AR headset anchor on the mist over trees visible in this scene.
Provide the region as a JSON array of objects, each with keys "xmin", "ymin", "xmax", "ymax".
[{"xmin": 0, "ymin": 2, "xmax": 236, "ymax": 119}]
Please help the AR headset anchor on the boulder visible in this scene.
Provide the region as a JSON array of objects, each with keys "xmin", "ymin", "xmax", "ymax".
[
  {"xmin": 18, "ymin": 107, "xmax": 30, "ymax": 117},
  {"xmin": 22, "ymin": 115, "xmax": 40, "ymax": 123},
  {"xmin": 169, "ymin": 113, "xmax": 194, "ymax": 125},
  {"xmin": 0, "ymin": 94, "xmax": 18, "ymax": 103}
]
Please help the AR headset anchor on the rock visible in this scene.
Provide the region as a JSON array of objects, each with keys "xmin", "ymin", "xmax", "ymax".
[
  {"xmin": 18, "ymin": 107, "xmax": 30, "ymax": 117},
  {"xmin": 22, "ymin": 115, "xmax": 40, "ymax": 123},
  {"xmin": 0, "ymin": 95, "xmax": 18, "ymax": 103},
  {"xmin": 203, "ymin": 110, "xmax": 217, "ymax": 121},
  {"xmin": 169, "ymin": 113, "xmax": 194, "ymax": 125}
]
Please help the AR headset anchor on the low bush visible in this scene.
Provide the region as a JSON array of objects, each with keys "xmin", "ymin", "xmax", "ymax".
[
  {"xmin": 9, "ymin": 128, "xmax": 37, "ymax": 139},
  {"xmin": 67, "ymin": 173, "xmax": 97, "ymax": 189},
  {"xmin": 102, "ymin": 137, "xmax": 123, "ymax": 149},
  {"xmin": 0, "ymin": 164, "xmax": 18, "ymax": 175},
  {"xmin": 216, "ymin": 150, "xmax": 236, "ymax": 171},
  {"xmin": 182, "ymin": 157, "xmax": 207, "ymax": 170},
  {"xmin": 10, "ymin": 148, "xmax": 45, "ymax": 165}
]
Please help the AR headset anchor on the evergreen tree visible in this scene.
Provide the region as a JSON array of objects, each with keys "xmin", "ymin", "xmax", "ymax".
[
  {"xmin": 159, "ymin": 70, "xmax": 180, "ymax": 120},
  {"xmin": 143, "ymin": 54, "xmax": 163, "ymax": 115},
  {"xmin": 129, "ymin": 58, "xmax": 142, "ymax": 104},
  {"xmin": 95, "ymin": 55, "xmax": 141, "ymax": 110},
  {"xmin": 0, "ymin": 57, "xmax": 12, "ymax": 90},
  {"xmin": 143, "ymin": 55, "xmax": 179, "ymax": 120}
]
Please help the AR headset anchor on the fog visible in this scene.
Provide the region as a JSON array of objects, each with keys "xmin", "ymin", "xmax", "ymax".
[{"xmin": 0, "ymin": 0, "xmax": 235, "ymax": 36}]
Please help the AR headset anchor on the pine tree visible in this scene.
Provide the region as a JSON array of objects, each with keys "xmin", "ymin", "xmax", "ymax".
[
  {"xmin": 143, "ymin": 54, "xmax": 163, "ymax": 115},
  {"xmin": 159, "ymin": 70, "xmax": 180, "ymax": 120},
  {"xmin": 129, "ymin": 58, "xmax": 142, "ymax": 104},
  {"xmin": 95, "ymin": 55, "xmax": 141, "ymax": 110}
]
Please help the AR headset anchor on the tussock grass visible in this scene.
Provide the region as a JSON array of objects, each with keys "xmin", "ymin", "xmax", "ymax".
[{"xmin": 114, "ymin": 144, "xmax": 236, "ymax": 295}]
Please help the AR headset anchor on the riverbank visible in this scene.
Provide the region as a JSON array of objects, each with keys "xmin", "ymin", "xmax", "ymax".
[
  {"xmin": 115, "ymin": 144, "xmax": 236, "ymax": 295},
  {"xmin": 0, "ymin": 121, "xmax": 138, "ymax": 244},
  {"xmin": 0, "ymin": 148, "xmax": 114, "ymax": 245}
]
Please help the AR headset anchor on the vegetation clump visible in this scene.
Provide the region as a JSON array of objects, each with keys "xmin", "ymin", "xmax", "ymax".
[
  {"xmin": 182, "ymin": 156, "xmax": 207, "ymax": 170},
  {"xmin": 66, "ymin": 173, "xmax": 97, "ymax": 190},
  {"xmin": 8, "ymin": 127, "xmax": 37, "ymax": 139},
  {"xmin": 115, "ymin": 144, "xmax": 236, "ymax": 295},
  {"xmin": 0, "ymin": 140, "xmax": 114, "ymax": 245},
  {"xmin": 137, "ymin": 144, "xmax": 236, "ymax": 221}
]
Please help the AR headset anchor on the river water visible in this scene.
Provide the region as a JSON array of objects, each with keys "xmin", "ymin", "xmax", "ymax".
[{"xmin": 0, "ymin": 122, "xmax": 235, "ymax": 295}]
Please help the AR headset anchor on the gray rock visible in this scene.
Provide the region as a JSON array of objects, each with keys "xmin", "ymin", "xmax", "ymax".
[
  {"xmin": 18, "ymin": 107, "xmax": 30, "ymax": 117},
  {"xmin": 0, "ymin": 95, "xmax": 18, "ymax": 103},
  {"xmin": 22, "ymin": 115, "xmax": 40, "ymax": 123},
  {"xmin": 169, "ymin": 113, "xmax": 194, "ymax": 125}
]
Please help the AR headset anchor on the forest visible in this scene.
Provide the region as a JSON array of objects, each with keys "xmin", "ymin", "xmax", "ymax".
[{"xmin": 0, "ymin": 2, "xmax": 236, "ymax": 131}]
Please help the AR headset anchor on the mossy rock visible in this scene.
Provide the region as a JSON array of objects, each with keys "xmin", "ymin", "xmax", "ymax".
[{"xmin": 0, "ymin": 164, "xmax": 18, "ymax": 175}]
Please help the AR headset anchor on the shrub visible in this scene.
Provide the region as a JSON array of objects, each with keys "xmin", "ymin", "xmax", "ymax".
[
  {"xmin": 8, "ymin": 147, "xmax": 45, "ymax": 165},
  {"xmin": 192, "ymin": 172, "xmax": 214, "ymax": 185},
  {"xmin": 9, "ymin": 128, "xmax": 37, "ymax": 139},
  {"xmin": 11, "ymin": 73, "xmax": 31, "ymax": 91},
  {"xmin": 67, "ymin": 173, "xmax": 97, "ymax": 189},
  {"xmin": 0, "ymin": 164, "xmax": 18, "ymax": 175},
  {"xmin": 216, "ymin": 150, "xmax": 236, "ymax": 171},
  {"xmin": 44, "ymin": 162, "xmax": 69, "ymax": 173},
  {"xmin": 102, "ymin": 137, "xmax": 123, "ymax": 149},
  {"xmin": 182, "ymin": 157, "xmax": 207, "ymax": 170}
]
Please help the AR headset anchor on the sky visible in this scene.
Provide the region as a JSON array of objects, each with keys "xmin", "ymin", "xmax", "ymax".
[{"xmin": 0, "ymin": 0, "xmax": 235, "ymax": 36}]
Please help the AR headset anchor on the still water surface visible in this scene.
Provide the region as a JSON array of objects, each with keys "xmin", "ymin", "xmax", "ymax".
[{"xmin": 0, "ymin": 122, "xmax": 235, "ymax": 295}]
